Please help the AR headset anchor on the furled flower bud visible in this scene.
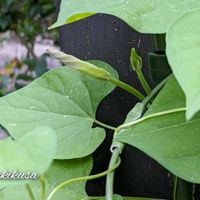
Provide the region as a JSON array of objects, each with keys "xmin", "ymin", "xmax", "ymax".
[
  {"xmin": 46, "ymin": 48, "xmax": 111, "ymax": 80},
  {"xmin": 130, "ymin": 48, "xmax": 142, "ymax": 71}
]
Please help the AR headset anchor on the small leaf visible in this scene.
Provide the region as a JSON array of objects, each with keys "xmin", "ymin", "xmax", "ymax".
[
  {"xmin": 51, "ymin": 0, "xmax": 200, "ymax": 33},
  {"xmin": 115, "ymin": 76, "xmax": 200, "ymax": 183},
  {"xmin": 0, "ymin": 157, "xmax": 92, "ymax": 200},
  {"xmin": 0, "ymin": 126, "xmax": 56, "ymax": 187},
  {"xmin": 124, "ymin": 102, "xmax": 144, "ymax": 123},
  {"xmin": 166, "ymin": 9, "xmax": 200, "ymax": 120},
  {"xmin": 0, "ymin": 61, "xmax": 118, "ymax": 159}
]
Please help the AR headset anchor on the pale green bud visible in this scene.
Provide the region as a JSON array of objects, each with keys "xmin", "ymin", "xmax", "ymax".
[
  {"xmin": 130, "ymin": 48, "xmax": 142, "ymax": 71},
  {"xmin": 46, "ymin": 48, "xmax": 111, "ymax": 80}
]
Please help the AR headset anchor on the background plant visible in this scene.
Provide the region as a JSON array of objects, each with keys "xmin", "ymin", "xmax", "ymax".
[{"xmin": 0, "ymin": 0, "xmax": 57, "ymax": 94}]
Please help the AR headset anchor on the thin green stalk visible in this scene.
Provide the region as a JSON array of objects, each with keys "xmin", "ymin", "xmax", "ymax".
[
  {"xmin": 39, "ymin": 176, "xmax": 46, "ymax": 200},
  {"xmin": 94, "ymin": 120, "xmax": 116, "ymax": 131},
  {"xmin": 106, "ymin": 143, "xmax": 124, "ymax": 200},
  {"xmin": 105, "ymin": 75, "xmax": 169, "ymax": 199},
  {"xmin": 142, "ymin": 74, "xmax": 171, "ymax": 107},
  {"xmin": 173, "ymin": 176, "xmax": 178, "ymax": 200},
  {"xmin": 136, "ymin": 69, "xmax": 151, "ymax": 95},
  {"xmin": 117, "ymin": 107, "xmax": 186, "ymax": 131},
  {"xmin": 47, "ymin": 158, "xmax": 121, "ymax": 200},
  {"xmin": 109, "ymin": 77, "xmax": 145, "ymax": 101},
  {"xmin": 25, "ymin": 184, "xmax": 35, "ymax": 200}
]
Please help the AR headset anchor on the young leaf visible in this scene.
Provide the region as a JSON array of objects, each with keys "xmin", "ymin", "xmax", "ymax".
[
  {"xmin": 0, "ymin": 157, "xmax": 92, "ymax": 200},
  {"xmin": 166, "ymin": 9, "xmax": 200, "ymax": 120},
  {"xmin": 0, "ymin": 62, "xmax": 118, "ymax": 159},
  {"xmin": 124, "ymin": 103, "xmax": 144, "ymax": 123},
  {"xmin": 0, "ymin": 126, "xmax": 56, "ymax": 187},
  {"xmin": 50, "ymin": 0, "xmax": 200, "ymax": 33},
  {"xmin": 115, "ymin": 76, "xmax": 200, "ymax": 183}
]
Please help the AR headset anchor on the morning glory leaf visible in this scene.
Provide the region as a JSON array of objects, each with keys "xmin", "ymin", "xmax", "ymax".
[
  {"xmin": 0, "ymin": 157, "xmax": 92, "ymax": 200},
  {"xmin": 51, "ymin": 0, "xmax": 200, "ymax": 33},
  {"xmin": 166, "ymin": 9, "xmax": 200, "ymax": 120},
  {"xmin": 115, "ymin": 76, "xmax": 200, "ymax": 183},
  {"xmin": 0, "ymin": 126, "xmax": 56, "ymax": 187},
  {"xmin": 0, "ymin": 61, "xmax": 118, "ymax": 159}
]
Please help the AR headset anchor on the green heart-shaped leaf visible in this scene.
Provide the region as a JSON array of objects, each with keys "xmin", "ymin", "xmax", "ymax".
[
  {"xmin": 166, "ymin": 9, "xmax": 200, "ymax": 120},
  {"xmin": 0, "ymin": 61, "xmax": 118, "ymax": 159},
  {"xmin": 0, "ymin": 157, "xmax": 92, "ymax": 200},
  {"xmin": 0, "ymin": 126, "xmax": 56, "ymax": 187},
  {"xmin": 115, "ymin": 76, "xmax": 200, "ymax": 183},
  {"xmin": 51, "ymin": 0, "xmax": 200, "ymax": 33}
]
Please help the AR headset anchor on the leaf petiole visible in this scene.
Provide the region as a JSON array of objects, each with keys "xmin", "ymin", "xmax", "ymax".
[
  {"xmin": 136, "ymin": 69, "xmax": 151, "ymax": 95},
  {"xmin": 173, "ymin": 176, "xmax": 178, "ymax": 200},
  {"xmin": 117, "ymin": 107, "xmax": 186, "ymax": 132},
  {"xmin": 25, "ymin": 184, "xmax": 35, "ymax": 200},
  {"xmin": 47, "ymin": 158, "xmax": 121, "ymax": 200},
  {"xmin": 39, "ymin": 176, "xmax": 46, "ymax": 200},
  {"xmin": 94, "ymin": 120, "xmax": 116, "ymax": 131},
  {"xmin": 142, "ymin": 74, "xmax": 171, "ymax": 107},
  {"xmin": 109, "ymin": 77, "xmax": 145, "ymax": 100}
]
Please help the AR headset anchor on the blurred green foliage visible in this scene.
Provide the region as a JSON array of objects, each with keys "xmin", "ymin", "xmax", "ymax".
[
  {"xmin": 0, "ymin": 0, "xmax": 57, "ymax": 95},
  {"xmin": 0, "ymin": 0, "xmax": 55, "ymax": 41}
]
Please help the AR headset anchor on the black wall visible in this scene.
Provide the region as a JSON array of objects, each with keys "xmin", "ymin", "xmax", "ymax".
[{"xmin": 55, "ymin": 1, "xmax": 173, "ymax": 199}]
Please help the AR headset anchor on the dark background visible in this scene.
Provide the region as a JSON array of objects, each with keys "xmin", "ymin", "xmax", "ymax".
[{"xmin": 55, "ymin": 0, "xmax": 174, "ymax": 199}]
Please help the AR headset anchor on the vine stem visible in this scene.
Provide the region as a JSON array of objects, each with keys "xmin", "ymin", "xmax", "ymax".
[
  {"xmin": 106, "ymin": 143, "xmax": 124, "ymax": 200},
  {"xmin": 39, "ymin": 176, "xmax": 46, "ymax": 200},
  {"xmin": 47, "ymin": 158, "xmax": 121, "ymax": 200},
  {"xmin": 109, "ymin": 77, "xmax": 145, "ymax": 101},
  {"xmin": 94, "ymin": 120, "xmax": 116, "ymax": 131},
  {"xmin": 105, "ymin": 74, "xmax": 170, "ymax": 200},
  {"xmin": 173, "ymin": 176, "xmax": 178, "ymax": 200},
  {"xmin": 25, "ymin": 184, "xmax": 35, "ymax": 200},
  {"xmin": 117, "ymin": 107, "xmax": 186, "ymax": 131},
  {"xmin": 142, "ymin": 74, "xmax": 171, "ymax": 106},
  {"xmin": 136, "ymin": 69, "xmax": 151, "ymax": 95}
]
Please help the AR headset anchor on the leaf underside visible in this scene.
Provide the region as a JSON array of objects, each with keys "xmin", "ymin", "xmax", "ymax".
[
  {"xmin": 115, "ymin": 76, "xmax": 200, "ymax": 183},
  {"xmin": 166, "ymin": 9, "xmax": 200, "ymax": 120},
  {"xmin": 51, "ymin": 0, "xmax": 200, "ymax": 33}
]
